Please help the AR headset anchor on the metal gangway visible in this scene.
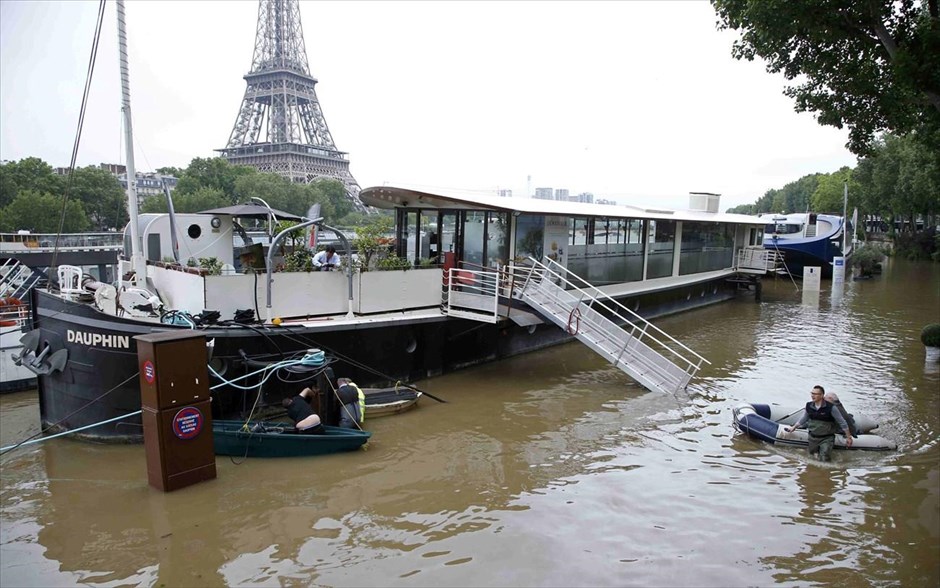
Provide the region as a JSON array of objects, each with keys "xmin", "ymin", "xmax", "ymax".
[
  {"xmin": 1, "ymin": 259, "xmax": 44, "ymax": 301},
  {"xmin": 442, "ymin": 258, "xmax": 709, "ymax": 395}
]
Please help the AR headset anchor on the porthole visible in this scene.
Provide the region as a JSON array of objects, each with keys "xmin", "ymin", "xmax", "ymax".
[
  {"xmin": 208, "ymin": 357, "xmax": 227, "ymax": 377},
  {"xmin": 686, "ymin": 292, "xmax": 691, "ymax": 301},
  {"xmin": 700, "ymin": 290, "xmax": 706, "ymax": 297},
  {"xmin": 188, "ymin": 224, "xmax": 202, "ymax": 239},
  {"xmin": 712, "ymin": 286, "xmax": 718, "ymax": 295},
  {"xmin": 527, "ymin": 324, "xmax": 537, "ymax": 335},
  {"xmin": 405, "ymin": 338, "xmax": 417, "ymax": 354}
]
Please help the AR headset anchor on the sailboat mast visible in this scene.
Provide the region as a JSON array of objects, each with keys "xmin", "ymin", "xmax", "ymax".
[
  {"xmin": 116, "ymin": 0, "xmax": 146, "ymax": 283},
  {"xmin": 842, "ymin": 181, "xmax": 848, "ymax": 253}
]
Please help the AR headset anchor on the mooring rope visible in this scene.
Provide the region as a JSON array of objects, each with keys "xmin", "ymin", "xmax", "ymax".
[{"xmin": 0, "ymin": 409, "xmax": 143, "ymax": 453}]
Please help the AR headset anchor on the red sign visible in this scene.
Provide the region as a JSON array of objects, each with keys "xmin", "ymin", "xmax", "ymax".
[
  {"xmin": 143, "ymin": 360, "xmax": 155, "ymax": 384},
  {"xmin": 172, "ymin": 406, "xmax": 204, "ymax": 440}
]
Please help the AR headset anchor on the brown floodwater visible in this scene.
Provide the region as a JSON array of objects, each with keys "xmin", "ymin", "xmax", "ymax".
[{"xmin": 2, "ymin": 258, "xmax": 938, "ymax": 587}]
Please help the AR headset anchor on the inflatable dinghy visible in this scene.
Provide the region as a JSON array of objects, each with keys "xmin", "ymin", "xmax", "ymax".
[{"xmin": 732, "ymin": 403, "xmax": 896, "ymax": 451}]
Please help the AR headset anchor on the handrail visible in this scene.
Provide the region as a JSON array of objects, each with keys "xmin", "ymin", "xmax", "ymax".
[
  {"xmin": 512, "ymin": 256, "xmax": 710, "ymax": 370},
  {"xmin": 443, "ymin": 266, "xmax": 500, "ymax": 320}
]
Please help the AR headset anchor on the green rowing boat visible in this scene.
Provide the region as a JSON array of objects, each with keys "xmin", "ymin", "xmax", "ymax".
[{"xmin": 213, "ymin": 420, "xmax": 371, "ymax": 458}]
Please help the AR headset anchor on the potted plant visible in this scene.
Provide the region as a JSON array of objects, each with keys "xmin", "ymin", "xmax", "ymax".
[{"xmin": 922, "ymin": 323, "xmax": 940, "ymax": 363}]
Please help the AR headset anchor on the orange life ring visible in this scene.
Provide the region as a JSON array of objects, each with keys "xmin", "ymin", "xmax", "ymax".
[{"xmin": 0, "ymin": 296, "xmax": 25, "ymax": 326}]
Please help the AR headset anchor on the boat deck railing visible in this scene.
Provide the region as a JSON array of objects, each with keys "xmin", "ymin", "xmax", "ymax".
[
  {"xmin": 441, "ymin": 263, "xmax": 501, "ymax": 323},
  {"xmin": 0, "ymin": 232, "xmax": 123, "ymax": 253},
  {"xmin": 736, "ymin": 246, "xmax": 784, "ymax": 274}
]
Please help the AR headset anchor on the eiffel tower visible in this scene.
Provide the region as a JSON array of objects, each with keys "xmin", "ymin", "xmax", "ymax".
[{"xmin": 217, "ymin": 0, "xmax": 365, "ymax": 211}]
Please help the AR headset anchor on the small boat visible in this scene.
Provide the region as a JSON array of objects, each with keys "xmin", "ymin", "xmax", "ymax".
[
  {"xmin": 732, "ymin": 403, "xmax": 896, "ymax": 451},
  {"xmin": 212, "ymin": 420, "xmax": 371, "ymax": 458},
  {"xmin": 746, "ymin": 403, "xmax": 879, "ymax": 433},
  {"xmin": 364, "ymin": 387, "xmax": 422, "ymax": 417}
]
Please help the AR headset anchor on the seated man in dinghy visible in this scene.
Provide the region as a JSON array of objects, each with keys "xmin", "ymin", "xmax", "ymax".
[
  {"xmin": 785, "ymin": 385, "xmax": 852, "ymax": 460},
  {"xmin": 824, "ymin": 392, "xmax": 858, "ymax": 437},
  {"xmin": 282, "ymin": 387, "xmax": 326, "ymax": 434}
]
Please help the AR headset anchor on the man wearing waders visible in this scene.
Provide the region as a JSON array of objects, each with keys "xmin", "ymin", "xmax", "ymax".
[{"xmin": 785, "ymin": 385, "xmax": 853, "ymax": 460}]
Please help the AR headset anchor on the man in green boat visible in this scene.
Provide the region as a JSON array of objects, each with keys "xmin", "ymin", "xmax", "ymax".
[
  {"xmin": 336, "ymin": 378, "xmax": 365, "ymax": 430},
  {"xmin": 785, "ymin": 385, "xmax": 853, "ymax": 460},
  {"xmin": 282, "ymin": 387, "xmax": 325, "ymax": 434}
]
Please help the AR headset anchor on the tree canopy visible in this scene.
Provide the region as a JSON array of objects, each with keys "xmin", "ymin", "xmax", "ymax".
[{"xmin": 712, "ymin": 0, "xmax": 940, "ymax": 155}]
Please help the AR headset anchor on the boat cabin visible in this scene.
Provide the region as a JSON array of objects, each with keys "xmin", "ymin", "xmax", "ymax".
[{"xmin": 361, "ymin": 186, "xmax": 767, "ymax": 286}]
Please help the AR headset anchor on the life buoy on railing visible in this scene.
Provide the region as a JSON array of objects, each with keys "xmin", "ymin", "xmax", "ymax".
[
  {"xmin": 0, "ymin": 296, "xmax": 25, "ymax": 326},
  {"xmin": 567, "ymin": 306, "xmax": 581, "ymax": 335}
]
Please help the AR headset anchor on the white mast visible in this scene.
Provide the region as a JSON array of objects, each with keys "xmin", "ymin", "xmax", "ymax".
[
  {"xmin": 117, "ymin": 0, "xmax": 146, "ymax": 284},
  {"xmin": 842, "ymin": 181, "xmax": 848, "ymax": 253}
]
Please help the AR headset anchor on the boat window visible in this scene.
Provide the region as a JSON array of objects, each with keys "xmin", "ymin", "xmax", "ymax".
[
  {"xmin": 461, "ymin": 211, "xmax": 486, "ymax": 267},
  {"xmin": 147, "ymin": 233, "xmax": 161, "ymax": 262},
  {"xmin": 419, "ymin": 210, "xmax": 438, "ymax": 265},
  {"xmin": 567, "ymin": 216, "xmax": 645, "ymax": 285},
  {"xmin": 187, "ymin": 224, "xmax": 202, "ymax": 239},
  {"xmin": 440, "ymin": 212, "xmax": 457, "ymax": 261},
  {"xmin": 514, "ymin": 214, "xmax": 544, "ymax": 263},
  {"xmin": 570, "ymin": 217, "xmax": 590, "ymax": 246},
  {"xmin": 399, "ymin": 211, "xmax": 419, "ymax": 265},
  {"xmin": 487, "ymin": 212, "xmax": 509, "ymax": 268},
  {"xmin": 679, "ymin": 221, "xmax": 734, "ymax": 275},
  {"xmin": 593, "ymin": 218, "xmax": 609, "ymax": 245},
  {"xmin": 647, "ymin": 220, "xmax": 675, "ymax": 279}
]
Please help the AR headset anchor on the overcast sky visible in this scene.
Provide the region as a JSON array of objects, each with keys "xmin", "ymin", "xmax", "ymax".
[{"xmin": 0, "ymin": 0, "xmax": 858, "ymax": 210}]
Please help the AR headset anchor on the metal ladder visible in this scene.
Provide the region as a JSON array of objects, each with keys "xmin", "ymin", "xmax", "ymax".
[{"xmin": 512, "ymin": 258, "xmax": 709, "ymax": 395}]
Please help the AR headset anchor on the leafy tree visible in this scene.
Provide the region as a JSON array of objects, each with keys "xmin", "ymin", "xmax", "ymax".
[
  {"xmin": 174, "ymin": 157, "xmax": 256, "ymax": 202},
  {"xmin": 311, "ymin": 178, "xmax": 354, "ymax": 220},
  {"xmin": 156, "ymin": 166, "xmax": 184, "ymax": 178},
  {"xmin": 811, "ymin": 167, "xmax": 860, "ymax": 213},
  {"xmin": 0, "ymin": 190, "xmax": 90, "ymax": 232},
  {"xmin": 140, "ymin": 186, "xmax": 229, "ymax": 214},
  {"xmin": 0, "ymin": 157, "xmax": 64, "ymax": 207},
  {"xmin": 68, "ymin": 166, "xmax": 127, "ymax": 230},
  {"xmin": 712, "ymin": 0, "xmax": 940, "ymax": 155}
]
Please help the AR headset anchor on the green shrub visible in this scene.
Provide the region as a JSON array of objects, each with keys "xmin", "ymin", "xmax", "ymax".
[
  {"xmin": 850, "ymin": 244, "xmax": 886, "ymax": 276},
  {"xmin": 376, "ymin": 253, "xmax": 412, "ymax": 271},
  {"xmin": 283, "ymin": 249, "xmax": 313, "ymax": 272},
  {"xmin": 921, "ymin": 324, "xmax": 940, "ymax": 348}
]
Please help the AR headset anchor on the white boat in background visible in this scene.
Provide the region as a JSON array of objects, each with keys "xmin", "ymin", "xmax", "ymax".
[{"xmin": 761, "ymin": 210, "xmax": 856, "ymax": 277}]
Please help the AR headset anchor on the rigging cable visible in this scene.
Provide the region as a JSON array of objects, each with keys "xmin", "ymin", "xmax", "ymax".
[{"xmin": 51, "ymin": 0, "xmax": 108, "ymax": 272}]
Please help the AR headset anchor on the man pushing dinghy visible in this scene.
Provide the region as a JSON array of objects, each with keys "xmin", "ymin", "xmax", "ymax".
[{"xmin": 785, "ymin": 385, "xmax": 853, "ymax": 461}]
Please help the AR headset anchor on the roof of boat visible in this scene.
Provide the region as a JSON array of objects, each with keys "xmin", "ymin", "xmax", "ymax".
[
  {"xmin": 360, "ymin": 184, "xmax": 766, "ymax": 224},
  {"xmin": 758, "ymin": 212, "xmax": 844, "ymax": 222}
]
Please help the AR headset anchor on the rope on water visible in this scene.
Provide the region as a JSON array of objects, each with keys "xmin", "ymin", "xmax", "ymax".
[{"xmin": 0, "ymin": 410, "xmax": 143, "ymax": 453}]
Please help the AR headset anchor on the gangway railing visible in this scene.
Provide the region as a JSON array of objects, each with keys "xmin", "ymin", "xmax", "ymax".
[
  {"xmin": 507, "ymin": 257, "xmax": 710, "ymax": 394},
  {"xmin": 442, "ymin": 264, "xmax": 501, "ymax": 323},
  {"xmin": 736, "ymin": 246, "xmax": 784, "ymax": 274},
  {"xmin": 1, "ymin": 259, "xmax": 43, "ymax": 301}
]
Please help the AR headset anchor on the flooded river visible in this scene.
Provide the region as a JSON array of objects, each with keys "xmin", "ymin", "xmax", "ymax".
[{"xmin": 2, "ymin": 258, "xmax": 938, "ymax": 587}]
